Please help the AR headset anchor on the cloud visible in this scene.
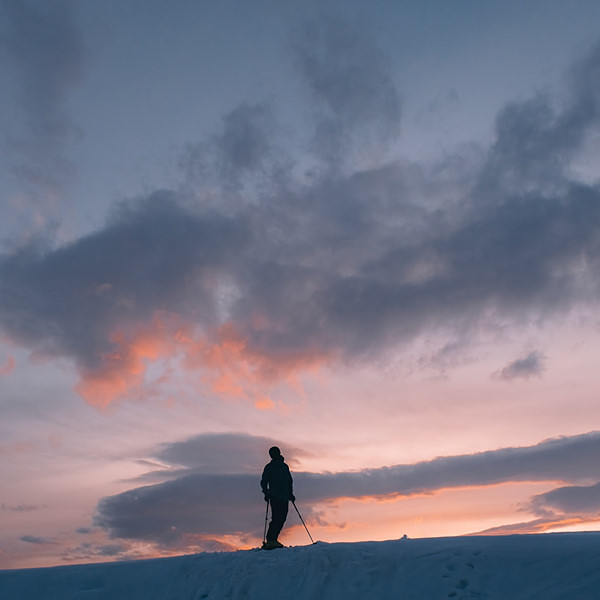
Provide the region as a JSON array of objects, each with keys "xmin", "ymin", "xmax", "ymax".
[
  {"xmin": 75, "ymin": 527, "xmax": 93, "ymax": 534},
  {"xmin": 478, "ymin": 40, "xmax": 600, "ymax": 199},
  {"xmin": 182, "ymin": 103, "xmax": 285, "ymax": 193},
  {"xmin": 95, "ymin": 431, "xmax": 600, "ymax": 549},
  {"xmin": 1, "ymin": 503, "xmax": 38, "ymax": 512},
  {"xmin": 529, "ymin": 482, "xmax": 600, "ymax": 517},
  {"xmin": 1, "ymin": 36, "xmax": 600, "ymax": 405},
  {"xmin": 94, "ymin": 432, "xmax": 319, "ymax": 548},
  {"xmin": 494, "ymin": 350, "xmax": 547, "ymax": 380},
  {"xmin": 150, "ymin": 432, "xmax": 308, "ymax": 477},
  {"xmin": 0, "ymin": 193, "xmax": 256, "ymax": 405},
  {"xmin": 293, "ymin": 13, "xmax": 401, "ymax": 167},
  {"xmin": 130, "ymin": 432, "xmax": 309, "ymax": 485},
  {"xmin": 470, "ymin": 516, "xmax": 594, "ymax": 536},
  {"xmin": 60, "ymin": 538, "xmax": 144, "ymax": 564},
  {"xmin": 0, "ymin": 442, "xmax": 35, "ymax": 456},
  {"xmin": 94, "ymin": 472, "xmax": 262, "ymax": 548},
  {"xmin": 96, "ymin": 543, "xmax": 126, "ymax": 557},
  {"xmin": 0, "ymin": 355, "xmax": 16, "ymax": 375},
  {"xmin": 473, "ymin": 481, "xmax": 600, "ymax": 535},
  {"xmin": 1, "ymin": 0, "xmax": 86, "ymax": 193},
  {"xmin": 295, "ymin": 431, "xmax": 600, "ymax": 502},
  {"xmin": 19, "ymin": 535, "xmax": 55, "ymax": 545}
]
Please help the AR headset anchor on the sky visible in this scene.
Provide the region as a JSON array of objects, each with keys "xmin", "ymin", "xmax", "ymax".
[{"xmin": 1, "ymin": 0, "xmax": 600, "ymax": 569}]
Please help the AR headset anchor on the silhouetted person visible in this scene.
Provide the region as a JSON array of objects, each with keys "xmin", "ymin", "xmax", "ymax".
[{"xmin": 261, "ymin": 446, "xmax": 295, "ymax": 549}]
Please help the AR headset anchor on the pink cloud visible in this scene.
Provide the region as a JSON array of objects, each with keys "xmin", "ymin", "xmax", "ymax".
[
  {"xmin": 0, "ymin": 356, "xmax": 16, "ymax": 376},
  {"xmin": 0, "ymin": 442, "xmax": 35, "ymax": 456}
]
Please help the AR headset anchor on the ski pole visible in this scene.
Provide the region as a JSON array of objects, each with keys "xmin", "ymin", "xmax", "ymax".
[
  {"xmin": 263, "ymin": 499, "xmax": 270, "ymax": 544},
  {"xmin": 292, "ymin": 501, "xmax": 316, "ymax": 544}
]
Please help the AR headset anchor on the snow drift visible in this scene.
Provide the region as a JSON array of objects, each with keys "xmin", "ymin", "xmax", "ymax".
[{"xmin": 2, "ymin": 533, "xmax": 600, "ymax": 599}]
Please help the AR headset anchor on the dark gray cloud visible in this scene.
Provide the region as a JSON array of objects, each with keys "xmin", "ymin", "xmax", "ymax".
[
  {"xmin": 181, "ymin": 103, "xmax": 286, "ymax": 194},
  {"xmin": 96, "ymin": 433, "xmax": 307, "ymax": 549},
  {"xmin": 0, "ymin": 192, "xmax": 250, "ymax": 371},
  {"xmin": 95, "ymin": 472, "xmax": 263, "ymax": 547},
  {"xmin": 529, "ymin": 482, "xmax": 600, "ymax": 517},
  {"xmin": 75, "ymin": 527, "xmax": 93, "ymax": 534},
  {"xmin": 96, "ymin": 543, "xmax": 126, "ymax": 557},
  {"xmin": 294, "ymin": 14, "xmax": 401, "ymax": 167},
  {"xmin": 95, "ymin": 431, "xmax": 600, "ymax": 548},
  {"xmin": 150, "ymin": 432, "xmax": 307, "ymax": 478},
  {"xmin": 495, "ymin": 350, "xmax": 547, "ymax": 380},
  {"xmin": 475, "ymin": 480, "xmax": 600, "ymax": 535},
  {"xmin": 60, "ymin": 539, "xmax": 136, "ymax": 563},
  {"xmin": 296, "ymin": 431, "xmax": 600, "ymax": 502},
  {"xmin": 19, "ymin": 535, "xmax": 55, "ymax": 545},
  {"xmin": 1, "ymin": 0, "xmax": 85, "ymax": 193},
  {"xmin": 96, "ymin": 433, "xmax": 307, "ymax": 548},
  {"xmin": 477, "ymin": 40, "xmax": 600, "ymax": 200},
  {"xmin": 0, "ymin": 33, "xmax": 600, "ymax": 396}
]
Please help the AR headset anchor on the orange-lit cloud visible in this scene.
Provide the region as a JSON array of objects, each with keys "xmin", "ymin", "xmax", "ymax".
[
  {"xmin": 254, "ymin": 396, "xmax": 275, "ymax": 411},
  {"xmin": 180, "ymin": 321, "xmax": 328, "ymax": 400},
  {"xmin": 75, "ymin": 317, "xmax": 178, "ymax": 409},
  {"xmin": 474, "ymin": 516, "xmax": 600, "ymax": 535},
  {"xmin": 75, "ymin": 314, "xmax": 329, "ymax": 409}
]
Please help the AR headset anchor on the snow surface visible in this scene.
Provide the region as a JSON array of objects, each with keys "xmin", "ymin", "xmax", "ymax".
[{"xmin": 2, "ymin": 533, "xmax": 600, "ymax": 599}]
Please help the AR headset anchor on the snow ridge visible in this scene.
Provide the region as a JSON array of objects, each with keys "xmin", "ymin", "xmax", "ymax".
[{"xmin": 2, "ymin": 533, "xmax": 600, "ymax": 599}]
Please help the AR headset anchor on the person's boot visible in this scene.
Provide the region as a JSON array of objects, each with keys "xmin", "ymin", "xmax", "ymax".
[{"xmin": 262, "ymin": 540, "xmax": 283, "ymax": 550}]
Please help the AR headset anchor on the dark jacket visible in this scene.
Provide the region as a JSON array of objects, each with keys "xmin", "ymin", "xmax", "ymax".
[{"xmin": 261, "ymin": 455, "xmax": 294, "ymax": 502}]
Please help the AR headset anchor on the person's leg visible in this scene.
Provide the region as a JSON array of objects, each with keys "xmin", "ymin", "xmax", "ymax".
[{"xmin": 266, "ymin": 498, "xmax": 289, "ymax": 542}]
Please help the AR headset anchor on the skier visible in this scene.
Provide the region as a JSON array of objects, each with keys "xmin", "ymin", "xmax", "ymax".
[{"xmin": 260, "ymin": 446, "xmax": 295, "ymax": 549}]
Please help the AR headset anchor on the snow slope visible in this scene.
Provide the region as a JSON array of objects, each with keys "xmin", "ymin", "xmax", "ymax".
[{"xmin": 2, "ymin": 533, "xmax": 600, "ymax": 600}]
